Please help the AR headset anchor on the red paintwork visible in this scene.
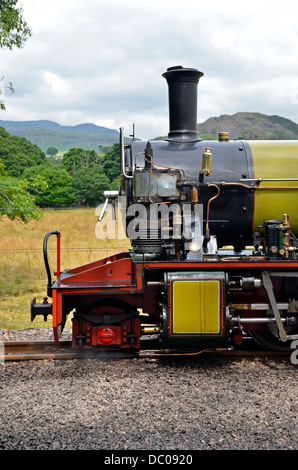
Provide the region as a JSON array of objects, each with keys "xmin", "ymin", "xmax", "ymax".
[{"xmin": 51, "ymin": 250, "xmax": 297, "ymax": 343}]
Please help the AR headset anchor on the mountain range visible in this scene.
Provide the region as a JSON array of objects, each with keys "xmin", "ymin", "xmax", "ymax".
[
  {"xmin": 0, "ymin": 119, "xmax": 120, "ymax": 153},
  {"xmin": 198, "ymin": 112, "xmax": 298, "ymax": 140},
  {"xmin": 1, "ymin": 112, "xmax": 298, "ymax": 154}
]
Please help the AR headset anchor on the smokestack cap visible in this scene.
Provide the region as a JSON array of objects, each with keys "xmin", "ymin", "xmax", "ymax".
[
  {"xmin": 162, "ymin": 65, "xmax": 204, "ymax": 82},
  {"xmin": 163, "ymin": 66, "xmax": 204, "ymax": 143}
]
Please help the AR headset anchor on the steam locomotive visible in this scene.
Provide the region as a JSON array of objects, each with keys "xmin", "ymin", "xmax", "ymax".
[{"xmin": 31, "ymin": 65, "xmax": 298, "ymax": 353}]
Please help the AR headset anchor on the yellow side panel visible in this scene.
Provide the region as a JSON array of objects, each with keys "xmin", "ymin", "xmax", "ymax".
[
  {"xmin": 248, "ymin": 141, "xmax": 298, "ymax": 234},
  {"xmin": 172, "ymin": 280, "xmax": 221, "ymax": 334}
]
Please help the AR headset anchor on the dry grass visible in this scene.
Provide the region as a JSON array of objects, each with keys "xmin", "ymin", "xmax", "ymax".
[{"xmin": 0, "ymin": 207, "xmax": 130, "ymax": 330}]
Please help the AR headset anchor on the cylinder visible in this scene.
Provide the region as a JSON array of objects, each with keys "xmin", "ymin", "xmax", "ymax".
[{"xmin": 162, "ymin": 66, "xmax": 204, "ymax": 143}]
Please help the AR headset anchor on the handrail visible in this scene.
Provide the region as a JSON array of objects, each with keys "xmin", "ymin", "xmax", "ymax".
[
  {"xmin": 43, "ymin": 231, "xmax": 61, "ymax": 297},
  {"xmin": 120, "ymin": 127, "xmax": 133, "ymax": 179}
]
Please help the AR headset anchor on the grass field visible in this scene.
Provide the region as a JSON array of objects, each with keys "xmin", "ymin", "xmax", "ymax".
[{"xmin": 0, "ymin": 207, "xmax": 130, "ymax": 330}]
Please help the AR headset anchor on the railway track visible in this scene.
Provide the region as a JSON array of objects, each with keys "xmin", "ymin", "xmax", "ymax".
[{"xmin": 1, "ymin": 340, "xmax": 291, "ymax": 362}]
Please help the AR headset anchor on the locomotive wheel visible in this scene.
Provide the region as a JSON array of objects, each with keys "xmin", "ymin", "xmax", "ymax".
[{"xmin": 248, "ymin": 322, "xmax": 298, "ymax": 351}]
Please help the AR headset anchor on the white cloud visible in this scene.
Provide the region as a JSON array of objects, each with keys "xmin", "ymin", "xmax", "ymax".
[
  {"xmin": 1, "ymin": 0, "xmax": 298, "ymax": 139},
  {"xmin": 43, "ymin": 72, "xmax": 73, "ymax": 98}
]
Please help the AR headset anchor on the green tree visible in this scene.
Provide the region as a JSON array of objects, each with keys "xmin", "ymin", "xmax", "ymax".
[
  {"xmin": 102, "ymin": 143, "xmax": 120, "ymax": 183},
  {"xmin": 0, "ymin": 0, "xmax": 32, "ymax": 109},
  {"xmin": 0, "ymin": 158, "xmax": 43, "ymax": 222},
  {"xmin": 23, "ymin": 163, "xmax": 75, "ymax": 207},
  {"xmin": 62, "ymin": 148, "xmax": 102, "ymax": 176},
  {"xmin": 72, "ymin": 167, "xmax": 110, "ymax": 206},
  {"xmin": 0, "ymin": 78, "xmax": 14, "ymax": 110},
  {"xmin": 0, "ymin": 127, "xmax": 46, "ymax": 177},
  {"xmin": 0, "ymin": 0, "xmax": 32, "ymax": 50},
  {"xmin": 46, "ymin": 146, "xmax": 58, "ymax": 157},
  {"xmin": 0, "ymin": 3, "xmax": 39, "ymax": 222},
  {"xmin": 62, "ymin": 148, "xmax": 111, "ymax": 205},
  {"xmin": 62, "ymin": 147, "xmax": 122, "ymax": 206}
]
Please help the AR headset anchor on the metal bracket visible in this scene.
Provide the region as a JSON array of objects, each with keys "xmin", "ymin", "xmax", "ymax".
[
  {"xmin": 98, "ymin": 190, "xmax": 119, "ymax": 221},
  {"xmin": 262, "ymin": 271, "xmax": 298, "ymax": 342}
]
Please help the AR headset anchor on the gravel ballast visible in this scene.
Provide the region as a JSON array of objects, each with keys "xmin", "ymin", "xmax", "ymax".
[{"xmin": 0, "ymin": 328, "xmax": 297, "ymax": 451}]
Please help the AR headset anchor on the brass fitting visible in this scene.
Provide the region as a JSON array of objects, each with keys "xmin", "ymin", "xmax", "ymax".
[
  {"xmin": 218, "ymin": 131, "xmax": 230, "ymax": 141},
  {"xmin": 190, "ymin": 187, "xmax": 199, "ymax": 203},
  {"xmin": 201, "ymin": 147, "xmax": 213, "ymax": 175}
]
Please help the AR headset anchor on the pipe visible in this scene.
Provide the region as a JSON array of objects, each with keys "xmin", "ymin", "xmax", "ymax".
[
  {"xmin": 43, "ymin": 231, "xmax": 61, "ymax": 298},
  {"xmin": 232, "ymin": 317, "xmax": 287, "ymax": 323},
  {"xmin": 162, "ymin": 65, "xmax": 204, "ymax": 143},
  {"xmin": 120, "ymin": 127, "xmax": 133, "ymax": 179}
]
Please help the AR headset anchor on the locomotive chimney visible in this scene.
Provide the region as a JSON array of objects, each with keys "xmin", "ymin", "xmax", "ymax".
[{"xmin": 162, "ymin": 65, "xmax": 204, "ymax": 143}]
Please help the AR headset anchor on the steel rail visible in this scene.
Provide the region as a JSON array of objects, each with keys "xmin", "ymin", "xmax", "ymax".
[{"xmin": 1, "ymin": 340, "xmax": 291, "ymax": 362}]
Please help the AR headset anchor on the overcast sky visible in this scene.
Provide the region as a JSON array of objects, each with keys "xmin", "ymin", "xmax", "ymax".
[{"xmin": 1, "ymin": 0, "xmax": 298, "ymax": 139}]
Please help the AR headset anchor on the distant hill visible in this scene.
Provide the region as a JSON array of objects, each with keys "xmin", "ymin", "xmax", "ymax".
[
  {"xmin": 0, "ymin": 119, "xmax": 121, "ymax": 153},
  {"xmin": 2, "ymin": 113, "xmax": 298, "ymax": 154},
  {"xmin": 198, "ymin": 112, "xmax": 298, "ymax": 140}
]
